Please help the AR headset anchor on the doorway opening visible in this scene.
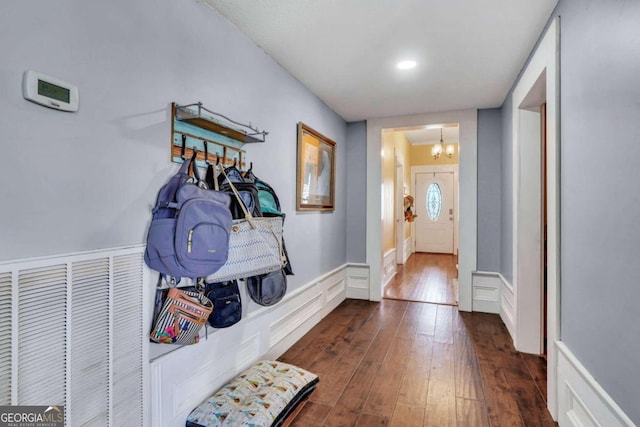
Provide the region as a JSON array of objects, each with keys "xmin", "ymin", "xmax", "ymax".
[
  {"xmin": 366, "ymin": 110, "xmax": 477, "ymax": 312},
  {"xmin": 511, "ymin": 18, "xmax": 559, "ymax": 417},
  {"xmin": 380, "ymin": 124, "xmax": 460, "ymax": 305}
]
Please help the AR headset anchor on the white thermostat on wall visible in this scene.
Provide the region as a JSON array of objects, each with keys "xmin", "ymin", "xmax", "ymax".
[{"xmin": 22, "ymin": 70, "xmax": 79, "ymax": 112}]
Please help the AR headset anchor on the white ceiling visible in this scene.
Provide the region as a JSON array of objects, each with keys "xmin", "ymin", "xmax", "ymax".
[
  {"xmin": 205, "ymin": 0, "xmax": 558, "ymax": 122},
  {"xmin": 401, "ymin": 123, "xmax": 459, "ymax": 146}
]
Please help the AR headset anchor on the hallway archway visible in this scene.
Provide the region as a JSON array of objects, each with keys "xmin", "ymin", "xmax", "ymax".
[{"xmin": 366, "ymin": 110, "xmax": 478, "ymax": 312}]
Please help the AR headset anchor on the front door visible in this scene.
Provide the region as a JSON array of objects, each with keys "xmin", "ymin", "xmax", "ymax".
[{"xmin": 415, "ymin": 172, "xmax": 454, "ymax": 253}]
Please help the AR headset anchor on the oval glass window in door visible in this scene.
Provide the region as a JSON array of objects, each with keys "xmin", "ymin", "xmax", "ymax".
[{"xmin": 426, "ymin": 182, "xmax": 442, "ymax": 221}]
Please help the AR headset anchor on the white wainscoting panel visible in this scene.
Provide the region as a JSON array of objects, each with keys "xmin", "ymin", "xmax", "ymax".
[
  {"xmin": 150, "ymin": 264, "xmax": 350, "ymax": 427},
  {"xmin": 557, "ymin": 342, "xmax": 635, "ymax": 427},
  {"xmin": 471, "ymin": 271, "xmax": 500, "ymax": 314},
  {"xmin": 321, "ymin": 271, "xmax": 347, "ymax": 317},
  {"xmin": 269, "ymin": 292, "xmax": 323, "ymax": 348},
  {"xmin": 171, "ymin": 333, "xmax": 260, "ymax": 418},
  {"xmin": 403, "ymin": 237, "xmax": 412, "ymax": 263},
  {"xmin": 346, "ymin": 264, "xmax": 370, "ymax": 300},
  {"xmin": 150, "ymin": 362, "xmax": 163, "ymax": 427},
  {"xmin": 499, "ymin": 273, "xmax": 516, "ymax": 341},
  {"xmin": 382, "ymin": 249, "xmax": 397, "ymax": 290}
]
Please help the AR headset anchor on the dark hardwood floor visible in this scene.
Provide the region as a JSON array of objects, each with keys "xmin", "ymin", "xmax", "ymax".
[
  {"xmin": 279, "ymin": 299, "xmax": 556, "ymax": 426},
  {"xmin": 384, "ymin": 253, "xmax": 458, "ymax": 305}
]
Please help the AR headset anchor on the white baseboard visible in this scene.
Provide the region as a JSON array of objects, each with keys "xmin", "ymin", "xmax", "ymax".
[
  {"xmin": 499, "ymin": 273, "xmax": 516, "ymax": 341},
  {"xmin": 382, "ymin": 248, "xmax": 397, "ymax": 290},
  {"xmin": 150, "ymin": 265, "xmax": 349, "ymax": 427},
  {"xmin": 346, "ymin": 263, "xmax": 370, "ymax": 300},
  {"xmin": 403, "ymin": 237, "xmax": 412, "ymax": 263},
  {"xmin": 471, "ymin": 271, "xmax": 501, "ymax": 314},
  {"xmin": 557, "ymin": 342, "xmax": 635, "ymax": 427}
]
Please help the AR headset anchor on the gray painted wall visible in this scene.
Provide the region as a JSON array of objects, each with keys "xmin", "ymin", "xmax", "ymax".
[
  {"xmin": 501, "ymin": 0, "xmax": 640, "ymax": 422},
  {"xmin": 345, "ymin": 121, "xmax": 367, "ymax": 263},
  {"xmin": 476, "ymin": 109, "xmax": 502, "ymax": 272},
  {"xmin": 0, "ymin": 0, "xmax": 347, "ymax": 290},
  {"xmin": 555, "ymin": 0, "xmax": 640, "ymax": 422}
]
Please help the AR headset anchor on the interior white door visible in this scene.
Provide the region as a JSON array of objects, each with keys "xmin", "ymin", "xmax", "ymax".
[{"xmin": 415, "ymin": 172, "xmax": 454, "ymax": 253}]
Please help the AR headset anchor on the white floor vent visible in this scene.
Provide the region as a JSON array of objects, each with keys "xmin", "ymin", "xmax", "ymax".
[{"xmin": 0, "ymin": 245, "xmax": 148, "ymax": 427}]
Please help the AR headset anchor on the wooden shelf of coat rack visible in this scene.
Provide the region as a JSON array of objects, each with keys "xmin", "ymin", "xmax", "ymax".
[{"xmin": 170, "ymin": 102, "xmax": 268, "ymax": 168}]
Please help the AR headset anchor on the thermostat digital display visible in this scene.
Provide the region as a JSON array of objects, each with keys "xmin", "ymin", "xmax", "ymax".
[
  {"xmin": 23, "ymin": 70, "xmax": 79, "ymax": 112},
  {"xmin": 38, "ymin": 79, "xmax": 70, "ymax": 103}
]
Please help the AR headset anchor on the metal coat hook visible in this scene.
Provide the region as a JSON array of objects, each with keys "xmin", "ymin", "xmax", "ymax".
[
  {"xmin": 204, "ymin": 141, "xmax": 210, "ymax": 165},
  {"xmin": 188, "ymin": 146, "xmax": 199, "ymax": 179},
  {"xmin": 190, "ymin": 146, "xmax": 199, "ymax": 170},
  {"xmin": 180, "ymin": 134, "xmax": 187, "ymax": 159}
]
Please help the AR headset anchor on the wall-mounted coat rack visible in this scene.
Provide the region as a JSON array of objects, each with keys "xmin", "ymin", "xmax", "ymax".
[{"xmin": 170, "ymin": 102, "xmax": 268, "ymax": 168}]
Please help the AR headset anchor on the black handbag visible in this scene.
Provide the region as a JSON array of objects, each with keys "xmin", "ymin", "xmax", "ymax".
[
  {"xmin": 206, "ymin": 164, "xmax": 262, "ymax": 220},
  {"xmin": 220, "ymin": 182, "xmax": 262, "ymax": 219},
  {"xmin": 246, "ymin": 269, "xmax": 287, "ymax": 306},
  {"xmin": 204, "ymin": 280, "xmax": 242, "ymax": 328}
]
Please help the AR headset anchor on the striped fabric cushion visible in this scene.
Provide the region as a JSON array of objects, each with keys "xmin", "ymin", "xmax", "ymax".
[{"xmin": 186, "ymin": 361, "xmax": 319, "ymax": 427}]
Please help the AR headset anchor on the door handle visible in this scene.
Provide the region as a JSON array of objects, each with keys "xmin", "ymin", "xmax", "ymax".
[{"xmin": 449, "ymin": 208, "xmax": 453, "ymax": 214}]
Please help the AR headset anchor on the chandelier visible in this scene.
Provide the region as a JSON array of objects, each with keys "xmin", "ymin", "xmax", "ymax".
[{"xmin": 431, "ymin": 128, "xmax": 456, "ymax": 159}]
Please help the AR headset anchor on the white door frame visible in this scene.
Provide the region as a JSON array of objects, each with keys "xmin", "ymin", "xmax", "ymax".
[
  {"xmin": 512, "ymin": 17, "xmax": 560, "ymax": 419},
  {"xmin": 366, "ymin": 110, "xmax": 477, "ymax": 312},
  {"xmin": 411, "ymin": 165, "xmax": 459, "ymax": 255},
  {"xmin": 395, "ymin": 152, "xmax": 406, "ymax": 264}
]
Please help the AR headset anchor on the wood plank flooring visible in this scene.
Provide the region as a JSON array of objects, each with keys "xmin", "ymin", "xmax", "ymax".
[
  {"xmin": 384, "ymin": 253, "xmax": 458, "ymax": 305},
  {"xmin": 279, "ymin": 299, "xmax": 556, "ymax": 427}
]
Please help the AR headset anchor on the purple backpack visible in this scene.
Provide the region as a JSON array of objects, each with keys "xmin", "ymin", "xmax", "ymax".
[{"xmin": 144, "ymin": 154, "xmax": 232, "ymax": 280}]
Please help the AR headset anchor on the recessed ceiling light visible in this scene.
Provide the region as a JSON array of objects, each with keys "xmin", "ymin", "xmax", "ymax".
[{"xmin": 397, "ymin": 60, "xmax": 417, "ymax": 70}]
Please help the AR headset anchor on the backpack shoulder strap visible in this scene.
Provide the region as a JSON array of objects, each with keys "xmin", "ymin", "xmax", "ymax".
[{"xmin": 151, "ymin": 156, "xmax": 193, "ymax": 213}]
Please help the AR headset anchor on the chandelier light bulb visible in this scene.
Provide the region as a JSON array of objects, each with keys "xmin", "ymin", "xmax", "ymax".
[
  {"xmin": 431, "ymin": 143, "xmax": 442, "ymax": 159},
  {"xmin": 445, "ymin": 144, "xmax": 455, "ymax": 158}
]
